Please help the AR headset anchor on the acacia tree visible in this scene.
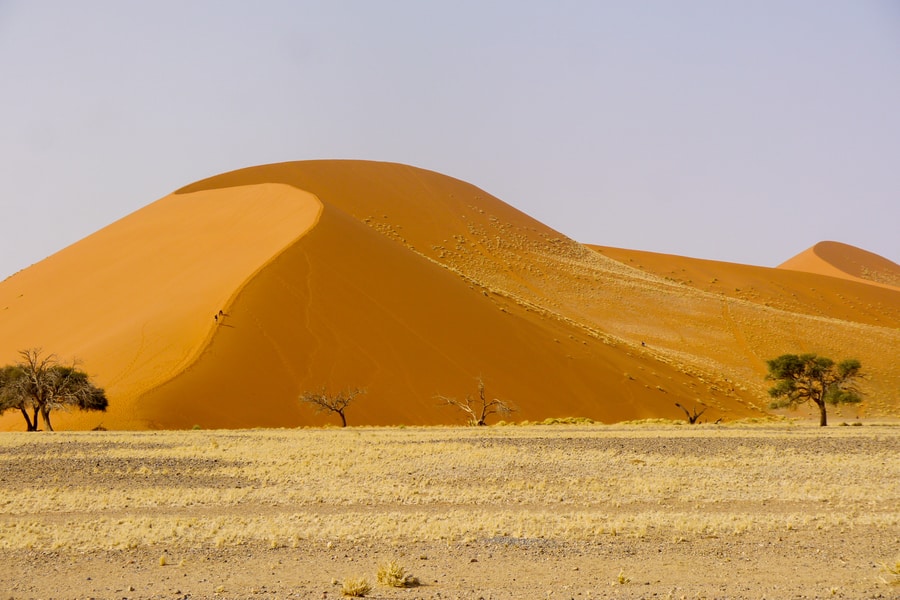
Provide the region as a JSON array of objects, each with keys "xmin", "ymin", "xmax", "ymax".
[
  {"xmin": 437, "ymin": 378, "xmax": 514, "ymax": 426},
  {"xmin": 766, "ymin": 353, "xmax": 862, "ymax": 427},
  {"xmin": 0, "ymin": 364, "xmax": 32, "ymax": 429},
  {"xmin": 300, "ymin": 387, "xmax": 365, "ymax": 427},
  {"xmin": 0, "ymin": 349, "xmax": 108, "ymax": 431}
]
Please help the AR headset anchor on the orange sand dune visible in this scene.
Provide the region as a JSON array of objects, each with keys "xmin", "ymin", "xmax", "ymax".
[
  {"xmin": 778, "ymin": 241, "xmax": 900, "ymax": 289},
  {"xmin": 593, "ymin": 245, "xmax": 900, "ymax": 417},
  {"xmin": 0, "ymin": 184, "xmax": 322, "ymax": 427},
  {"xmin": 1, "ymin": 161, "xmax": 897, "ymax": 429}
]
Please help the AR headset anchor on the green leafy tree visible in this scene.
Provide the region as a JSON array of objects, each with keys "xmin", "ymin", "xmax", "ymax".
[
  {"xmin": 766, "ymin": 353, "xmax": 862, "ymax": 426},
  {"xmin": 0, "ymin": 349, "xmax": 108, "ymax": 431}
]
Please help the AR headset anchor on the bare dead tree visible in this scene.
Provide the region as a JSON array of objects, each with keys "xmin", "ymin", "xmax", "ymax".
[
  {"xmin": 299, "ymin": 387, "xmax": 365, "ymax": 427},
  {"xmin": 675, "ymin": 402, "xmax": 707, "ymax": 424},
  {"xmin": 437, "ymin": 378, "xmax": 514, "ymax": 426}
]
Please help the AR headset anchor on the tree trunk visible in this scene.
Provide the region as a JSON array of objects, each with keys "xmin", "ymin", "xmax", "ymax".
[
  {"xmin": 40, "ymin": 407, "xmax": 54, "ymax": 432},
  {"xmin": 817, "ymin": 401, "xmax": 827, "ymax": 427},
  {"xmin": 20, "ymin": 407, "xmax": 35, "ymax": 431},
  {"xmin": 338, "ymin": 410, "xmax": 347, "ymax": 427},
  {"xmin": 31, "ymin": 407, "xmax": 40, "ymax": 431}
]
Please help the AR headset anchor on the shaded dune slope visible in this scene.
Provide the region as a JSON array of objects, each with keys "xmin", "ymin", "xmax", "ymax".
[
  {"xmin": 138, "ymin": 202, "xmax": 690, "ymax": 428},
  {"xmin": 1, "ymin": 161, "xmax": 897, "ymax": 429}
]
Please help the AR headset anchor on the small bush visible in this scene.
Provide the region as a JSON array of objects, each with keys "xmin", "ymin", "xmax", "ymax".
[
  {"xmin": 376, "ymin": 559, "xmax": 418, "ymax": 587},
  {"xmin": 341, "ymin": 577, "xmax": 372, "ymax": 597},
  {"xmin": 881, "ymin": 558, "xmax": 900, "ymax": 586}
]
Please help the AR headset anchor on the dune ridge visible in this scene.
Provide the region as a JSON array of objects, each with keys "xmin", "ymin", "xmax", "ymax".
[
  {"xmin": 0, "ymin": 183, "xmax": 322, "ymax": 427},
  {"xmin": 778, "ymin": 241, "xmax": 900, "ymax": 289},
  {"xmin": 1, "ymin": 161, "xmax": 897, "ymax": 429}
]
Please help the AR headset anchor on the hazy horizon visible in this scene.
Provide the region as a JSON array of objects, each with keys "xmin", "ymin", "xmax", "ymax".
[{"xmin": 2, "ymin": 1, "xmax": 899, "ymax": 279}]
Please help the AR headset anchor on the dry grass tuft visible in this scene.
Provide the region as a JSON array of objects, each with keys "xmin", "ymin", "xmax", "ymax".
[
  {"xmin": 376, "ymin": 559, "xmax": 417, "ymax": 587},
  {"xmin": 341, "ymin": 576, "xmax": 372, "ymax": 597},
  {"xmin": 539, "ymin": 416, "xmax": 597, "ymax": 425},
  {"xmin": 881, "ymin": 558, "xmax": 900, "ymax": 586}
]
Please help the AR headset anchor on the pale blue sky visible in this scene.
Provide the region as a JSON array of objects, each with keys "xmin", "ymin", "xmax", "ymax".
[{"xmin": 1, "ymin": 1, "xmax": 898, "ymax": 280}]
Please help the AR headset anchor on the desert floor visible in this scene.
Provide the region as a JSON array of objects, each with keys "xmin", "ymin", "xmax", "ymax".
[{"xmin": 1, "ymin": 422, "xmax": 898, "ymax": 600}]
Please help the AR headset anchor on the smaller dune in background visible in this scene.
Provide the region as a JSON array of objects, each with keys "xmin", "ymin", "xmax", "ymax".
[{"xmin": 778, "ymin": 240, "xmax": 900, "ymax": 289}]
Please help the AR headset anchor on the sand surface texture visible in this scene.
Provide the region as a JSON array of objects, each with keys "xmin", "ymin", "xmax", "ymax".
[
  {"xmin": 1, "ymin": 425, "xmax": 898, "ymax": 599},
  {"xmin": 1, "ymin": 161, "xmax": 897, "ymax": 429}
]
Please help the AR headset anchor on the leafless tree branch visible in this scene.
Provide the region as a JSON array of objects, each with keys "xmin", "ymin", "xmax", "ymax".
[{"xmin": 437, "ymin": 377, "xmax": 514, "ymax": 426}]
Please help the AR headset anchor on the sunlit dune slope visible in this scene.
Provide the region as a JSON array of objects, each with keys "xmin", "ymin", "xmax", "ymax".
[
  {"xmin": 1, "ymin": 160, "xmax": 897, "ymax": 429},
  {"xmin": 0, "ymin": 184, "xmax": 322, "ymax": 429},
  {"xmin": 593, "ymin": 246, "xmax": 900, "ymax": 418},
  {"xmin": 778, "ymin": 241, "xmax": 900, "ymax": 289}
]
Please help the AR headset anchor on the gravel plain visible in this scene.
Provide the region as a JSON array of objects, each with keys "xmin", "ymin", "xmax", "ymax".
[{"xmin": 1, "ymin": 423, "xmax": 898, "ymax": 599}]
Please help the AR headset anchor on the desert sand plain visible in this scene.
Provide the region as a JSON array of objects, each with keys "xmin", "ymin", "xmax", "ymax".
[
  {"xmin": 1, "ymin": 423, "xmax": 898, "ymax": 599},
  {"xmin": 1, "ymin": 161, "xmax": 899, "ymax": 599}
]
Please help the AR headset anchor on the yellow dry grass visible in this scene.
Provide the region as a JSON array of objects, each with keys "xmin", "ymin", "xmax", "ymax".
[{"xmin": 0, "ymin": 423, "xmax": 897, "ymax": 554}]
